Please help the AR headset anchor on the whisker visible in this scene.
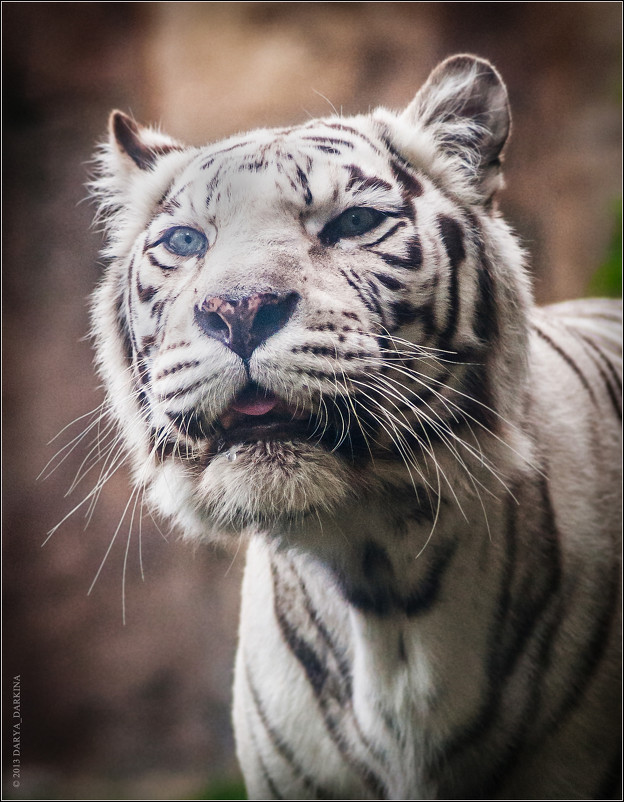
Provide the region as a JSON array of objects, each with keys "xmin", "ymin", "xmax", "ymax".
[
  {"xmin": 87, "ymin": 481, "xmax": 142, "ymax": 599},
  {"xmin": 37, "ymin": 404, "xmax": 109, "ymax": 482}
]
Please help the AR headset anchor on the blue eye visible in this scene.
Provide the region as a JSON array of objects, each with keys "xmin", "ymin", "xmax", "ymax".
[
  {"xmin": 162, "ymin": 227, "xmax": 207, "ymax": 257},
  {"xmin": 320, "ymin": 207, "xmax": 387, "ymax": 245}
]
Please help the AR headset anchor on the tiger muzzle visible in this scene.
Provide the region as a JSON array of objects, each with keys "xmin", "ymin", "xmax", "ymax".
[{"xmin": 194, "ymin": 291, "xmax": 300, "ymax": 360}]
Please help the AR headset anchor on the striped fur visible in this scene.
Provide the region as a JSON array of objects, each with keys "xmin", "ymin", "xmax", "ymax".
[{"xmin": 89, "ymin": 56, "xmax": 621, "ymax": 799}]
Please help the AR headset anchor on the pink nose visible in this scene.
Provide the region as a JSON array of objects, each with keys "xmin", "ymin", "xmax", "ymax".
[{"xmin": 194, "ymin": 291, "xmax": 299, "ymax": 360}]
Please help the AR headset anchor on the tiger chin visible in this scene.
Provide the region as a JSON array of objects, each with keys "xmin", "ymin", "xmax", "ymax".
[
  {"xmin": 89, "ymin": 54, "xmax": 621, "ymax": 801},
  {"xmin": 190, "ymin": 439, "xmax": 357, "ymax": 532}
]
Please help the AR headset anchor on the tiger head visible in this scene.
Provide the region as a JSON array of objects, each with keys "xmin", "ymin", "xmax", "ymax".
[{"xmin": 91, "ymin": 55, "xmax": 530, "ymax": 542}]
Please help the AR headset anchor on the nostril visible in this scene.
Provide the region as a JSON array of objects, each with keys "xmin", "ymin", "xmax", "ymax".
[
  {"xmin": 194, "ymin": 307, "xmax": 231, "ymax": 342},
  {"xmin": 252, "ymin": 292, "xmax": 299, "ymax": 342},
  {"xmin": 195, "ymin": 291, "xmax": 300, "ymax": 359},
  {"xmin": 254, "ymin": 304, "xmax": 281, "ymax": 333},
  {"xmin": 206, "ymin": 312, "xmax": 230, "ymax": 334}
]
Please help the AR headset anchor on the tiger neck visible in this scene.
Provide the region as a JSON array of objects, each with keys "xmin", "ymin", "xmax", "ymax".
[
  {"xmin": 280, "ymin": 470, "xmax": 500, "ymax": 617},
  {"xmin": 272, "ymin": 491, "xmax": 508, "ymax": 798}
]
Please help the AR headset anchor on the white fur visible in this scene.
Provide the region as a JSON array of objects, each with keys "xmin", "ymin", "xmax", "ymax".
[{"xmin": 88, "ymin": 56, "xmax": 622, "ymax": 800}]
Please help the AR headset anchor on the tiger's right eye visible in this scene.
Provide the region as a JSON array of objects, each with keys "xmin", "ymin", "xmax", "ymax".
[
  {"xmin": 162, "ymin": 226, "xmax": 207, "ymax": 257},
  {"xmin": 319, "ymin": 207, "xmax": 387, "ymax": 246}
]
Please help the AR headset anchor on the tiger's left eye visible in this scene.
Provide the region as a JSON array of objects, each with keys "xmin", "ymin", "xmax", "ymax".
[
  {"xmin": 320, "ymin": 207, "xmax": 387, "ymax": 245},
  {"xmin": 162, "ymin": 226, "xmax": 207, "ymax": 257}
]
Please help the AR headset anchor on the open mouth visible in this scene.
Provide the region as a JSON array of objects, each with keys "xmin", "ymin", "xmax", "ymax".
[
  {"xmin": 164, "ymin": 382, "xmax": 372, "ymax": 462},
  {"xmin": 216, "ymin": 383, "xmax": 314, "ymax": 447}
]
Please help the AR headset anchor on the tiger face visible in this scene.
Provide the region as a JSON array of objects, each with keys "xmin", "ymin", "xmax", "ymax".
[{"xmin": 92, "ymin": 55, "xmax": 530, "ymax": 538}]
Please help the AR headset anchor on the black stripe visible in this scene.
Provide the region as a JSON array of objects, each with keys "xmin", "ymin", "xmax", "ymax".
[
  {"xmin": 295, "ymin": 164, "xmax": 313, "ymax": 206},
  {"xmin": 379, "ymin": 132, "xmax": 424, "ymax": 201},
  {"xmin": 150, "ymin": 298, "xmax": 166, "ymax": 323},
  {"xmin": 245, "ymin": 664, "xmax": 334, "ymax": 798},
  {"xmin": 205, "ymin": 165, "xmax": 223, "ymax": 205},
  {"xmin": 594, "ymin": 344, "xmax": 621, "ymax": 392},
  {"xmin": 498, "ymin": 474, "xmax": 562, "ymax": 679},
  {"xmin": 390, "ymin": 158, "xmax": 423, "ymax": 200},
  {"xmin": 238, "ymin": 158, "xmax": 267, "ymax": 172},
  {"xmin": 158, "ymin": 198, "xmax": 181, "ymax": 215},
  {"xmin": 439, "ymin": 475, "xmax": 563, "ymax": 796},
  {"xmin": 136, "ymin": 354, "xmax": 150, "ymax": 387},
  {"xmin": 150, "ymin": 427, "xmax": 176, "ymax": 461},
  {"xmin": 125, "ymin": 256, "xmax": 154, "ymax": 415},
  {"xmin": 341, "ymin": 268, "xmax": 381, "ymax": 319},
  {"xmin": 406, "ymin": 369, "xmax": 452, "ymax": 412},
  {"xmin": 392, "ymin": 361, "xmax": 493, "ymax": 448},
  {"xmin": 389, "ymin": 300, "xmax": 435, "ymax": 335},
  {"xmin": 362, "ymin": 273, "xmax": 386, "ymax": 325},
  {"xmin": 282, "ymin": 567, "xmax": 395, "ymax": 789},
  {"xmin": 289, "ymin": 553, "xmax": 398, "ymax": 776},
  {"xmin": 115, "ymin": 289, "xmax": 133, "ymax": 365},
  {"xmin": 461, "ymin": 212, "xmax": 499, "ymax": 347},
  {"xmin": 373, "ymin": 272, "xmax": 405, "ymax": 291},
  {"xmin": 447, "ymin": 476, "xmax": 561, "ymax": 740},
  {"xmin": 473, "ymin": 256, "xmax": 499, "ymax": 346},
  {"xmin": 203, "ymin": 140, "xmax": 251, "ymax": 161},
  {"xmin": 245, "ymin": 694, "xmax": 285, "ymax": 798},
  {"xmin": 324, "ymin": 122, "xmax": 383, "ymax": 154},
  {"xmin": 160, "ymin": 378, "xmax": 205, "ymax": 401},
  {"xmin": 344, "ymin": 163, "xmax": 393, "ymax": 194},
  {"xmin": 271, "ymin": 558, "xmax": 389, "ymax": 798},
  {"xmin": 533, "ymin": 324, "xmax": 598, "ymax": 405},
  {"xmin": 126, "ymin": 254, "xmax": 143, "ymax": 364},
  {"xmin": 373, "ymin": 234, "xmax": 422, "ymax": 271},
  {"xmin": 153, "ymin": 182, "xmax": 191, "ymax": 215},
  {"xmin": 154, "ymin": 359, "xmax": 200, "ymax": 380},
  {"xmin": 473, "ymin": 508, "xmax": 564, "ymax": 799},
  {"xmin": 456, "ymin": 362, "xmax": 497, "ymax": 433},
  {"xmin": 256, "ymin": 748, "xmax": 284, "ymax": 799},
  {"xmin": 293, "ymin": 344, "xmax": 338, "ymax": 358},
  {"xmin": 337, "ymin": 539, "xmax": 457, "ymax": 616},
  {"xmin": 287, "ymin": 558, "xmax": 353, "ymax": 697},
  {"xmin": 136, "ymin": 279, "xmax": 157, "ymax": 303},
  {"xmin": 300, "ymin": 134, "xmax": 356, "ymax": 150},
  {"xmin": 572, "ymin": 329, "xmax": 622, "ymax": 419},
  {"xmin": 271, "ymin": 562, "xmax": 333, "ymax": 698},
  {"xmin": 147, "ymin": 253, "xmax": 174, "ymax": 271},
  {"xmin": 437, "ymin": 215, "xmax": 466, "ymax": 344},
  {"xmin": 363, "ymin": 220, "xmax": 407, "ymax": 248},
  {"xmin": 140, "ymin": 333, "xmax": 157, "ymax": 351},
  {"xmin": 542, "ymin": 512, "xmax": 620, "ymax": 737},
  {"xmin": 403, "ymin": 539, "xmax": 457, "ymax": 615}
]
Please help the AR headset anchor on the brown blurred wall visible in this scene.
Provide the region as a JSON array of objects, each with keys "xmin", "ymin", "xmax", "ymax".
[{"xmin": 2, "ymin": 3, "xmax": 621, "ymax": 799}]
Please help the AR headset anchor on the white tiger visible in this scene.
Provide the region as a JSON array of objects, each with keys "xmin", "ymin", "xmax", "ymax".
[{"xmin": 89, "ymin": 55, "xmax": 621, "ymax": 799}]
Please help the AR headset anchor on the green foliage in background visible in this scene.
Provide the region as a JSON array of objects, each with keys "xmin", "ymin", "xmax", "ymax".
[
  {"xmin": 587, "ymin": 199, "xmax": 622, "ymax": 298},
  {"xmin": 197, "ymin": 777, "xmax": 247, "ymax": 800}
]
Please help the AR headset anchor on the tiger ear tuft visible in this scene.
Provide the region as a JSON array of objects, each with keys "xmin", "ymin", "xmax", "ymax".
[
  {"xmin": 402, "ymin": 55, "xmax": 511, "ymax": 201},
  {"xmin": 109, "ymin": 110, "xmax": 182, "ymax": 171}
]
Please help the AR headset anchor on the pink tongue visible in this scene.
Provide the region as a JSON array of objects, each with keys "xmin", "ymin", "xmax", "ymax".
[{"xmin": 231, "ymin": 393, "xmax": 278, "ymax": 416}]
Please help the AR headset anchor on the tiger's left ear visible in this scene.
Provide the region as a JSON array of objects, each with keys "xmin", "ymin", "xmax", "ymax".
[
  {"xmin": 381, "ymin": 55, "xmax": 511, "ymax": 204},
  {"xmin": 108, "ymin": 110, "xmax": 183, "ymax": 173}
]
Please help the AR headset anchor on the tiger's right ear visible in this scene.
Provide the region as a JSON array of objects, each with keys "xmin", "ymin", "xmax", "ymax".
[
  {"xmin": 91, "ymin": 112, "xmax": 188, "ymax": 248},
  {"xmin": 108, "ymin": 110, "xmax": 183, "ymax": 173}
]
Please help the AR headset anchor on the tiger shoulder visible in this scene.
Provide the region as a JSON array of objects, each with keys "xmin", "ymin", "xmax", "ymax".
[{"xmin": 87, "ymin": 54, "xmax": 621, "ymax": 799}]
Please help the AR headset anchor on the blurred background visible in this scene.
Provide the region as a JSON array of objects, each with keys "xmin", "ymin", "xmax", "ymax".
[{"xmin": 2, "ymin": 3, "xmax": 621, "ymax": 800}]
